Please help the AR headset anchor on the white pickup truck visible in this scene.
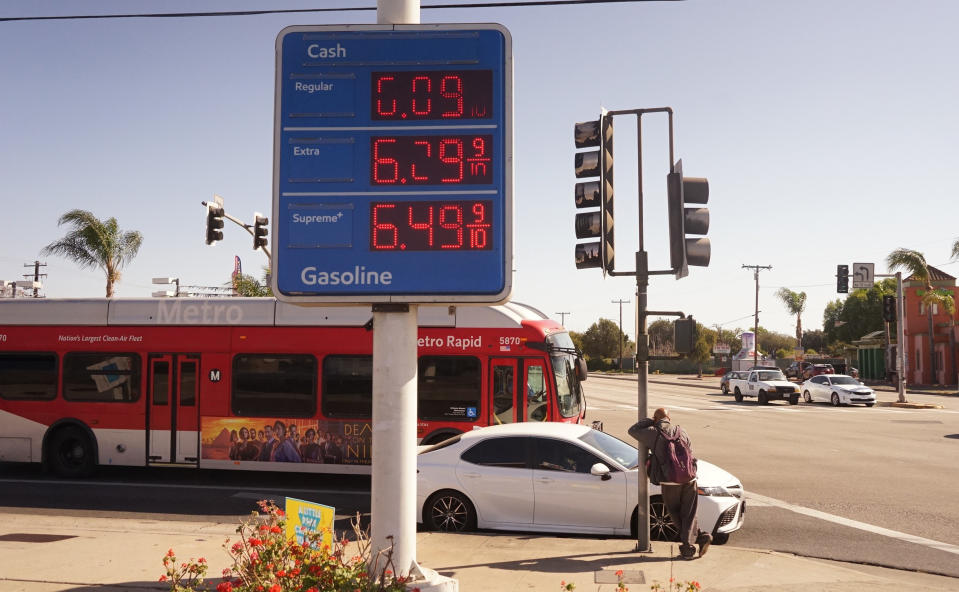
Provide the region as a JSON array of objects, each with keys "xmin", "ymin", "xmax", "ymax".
[{"xmin": 728, "ymin": 368, "xmax": 801, "ymax": 405}]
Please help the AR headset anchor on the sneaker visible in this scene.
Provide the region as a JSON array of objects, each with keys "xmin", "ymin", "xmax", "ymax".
[
  {"xmin": 696, "ymin": 533, "xmax": 712, "ymax": 558},
  {"xmin": 680, "ymin": 545, "xmax": 697, "ymax": 560}
]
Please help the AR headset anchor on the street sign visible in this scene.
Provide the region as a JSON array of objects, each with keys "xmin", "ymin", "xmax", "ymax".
[
  {"xmin": 712, "ymin": 343, "xmax": 731, "ymax": 355},
  {"xmin": 272, "ymin": 24, "xmax": 513, "ymax": 303},
  {"xmin": 852, "ymin": 262, "xmax": 875, "ymax": 289}
]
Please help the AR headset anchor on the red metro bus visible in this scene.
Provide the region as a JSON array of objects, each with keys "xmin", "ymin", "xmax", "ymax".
[{"xmin": 0, "ymin": 298, "xmax": 587, "ymax": 477}]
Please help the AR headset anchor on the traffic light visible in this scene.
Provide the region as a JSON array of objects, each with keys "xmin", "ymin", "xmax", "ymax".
[
  {"xmin": 667, "ymin": 159, "xmax": 710, "ymax": 279},
  {"xmin": 573, "ymin": 114, "xmax": 614, "ymax": 271},
  {"xmin": 837, "ymin": 264, "xmax": 849, "ymax": 293},
  {"xmin": 882, "ymin": 294, "xmax": 897, "ymax": 322},
  {"xmin": 674, "ymin": 316, "xmax": 697, "ymax": 355},
  {"xmin": 205, "ymin": 204, "xmax": 224, "ymax": 245},
  {"xmin": 253, "ymin": 214, "xmax": 269, "ymax": 250}
]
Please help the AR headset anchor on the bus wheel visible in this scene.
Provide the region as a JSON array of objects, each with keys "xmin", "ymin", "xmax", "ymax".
[{"xmin": 48, "ymin": 426, "xmax": 96, "ymax": 478}]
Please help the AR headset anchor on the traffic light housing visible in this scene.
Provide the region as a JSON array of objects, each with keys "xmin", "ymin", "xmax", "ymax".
[
  {"xmin": 882, "ymin": 294, "xmax": 896, "ymax": 322},
  {"xmin": 205, "ymin": 204, "xmax": 224, "ymax": 245},
  {"xmin": 253, "ymin": 214, "xmax": 269, "ymax": 250},
  {"xmin": 837, "ymin": 264, "xmax": 849, "ymax": 293},
  {"xmin": 667, "ymin": 160, "xmax": 710, "ymax": 278},
  {"xmin": 573, "ymin": 114, "xmax": 614, "ymax": 271},
  {"xmin": 674, "ymin": 316, "xmax": 697, "ymax": 355}
]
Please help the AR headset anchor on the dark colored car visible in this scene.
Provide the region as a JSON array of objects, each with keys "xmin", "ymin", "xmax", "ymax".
[
  {"xmin": 802, "ymin": 363, "xmax": 835, "ymax": 380},
  {"xmin": 785, "ymin": 361, "xmax": 812, "ymax": 380}
]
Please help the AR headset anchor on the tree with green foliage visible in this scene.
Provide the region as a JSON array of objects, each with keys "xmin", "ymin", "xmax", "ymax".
[
  {"xmin": 887, "ymin": 248, "xmax": 956, "ymax": 386},
  {"xmin": 568, "ymin": 331, "xmax": 584, "ymax": 354},
  {"xmin": 688, "ymin": 323, "xmax": 717, "ymax": 376},
  {"xmin": 581, "ymin": 318, "xmax": 626, "ymax": 360},
  {"xmin": 40, "ymin": 209, "xmax": 143, "ymax": 297},
  {"xmin": 233, "ymin": 266, "xmax": 273, "ymax": 297},
  {"xmin": 775, "ymin": 288, "xmax": 807, "ymax": 347},
  {"xmin": 648, "ymin": 319, "xmax": 675, "ymax": 355}
]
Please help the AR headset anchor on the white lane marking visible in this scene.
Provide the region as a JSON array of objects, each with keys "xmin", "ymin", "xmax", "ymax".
[{"xmin": 746, "ymin": 491, "xmax": 959, "ymax": 557}]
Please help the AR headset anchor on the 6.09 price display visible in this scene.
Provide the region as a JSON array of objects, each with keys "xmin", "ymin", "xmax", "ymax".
[{"xmin": 371, "ymin": 200, "xmax": 493, "ymax": 251}]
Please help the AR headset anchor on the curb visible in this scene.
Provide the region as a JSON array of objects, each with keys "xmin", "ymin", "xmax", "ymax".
[{"xmin": 878, "ymin": 401, "xmax": 945, "ymax": 409}]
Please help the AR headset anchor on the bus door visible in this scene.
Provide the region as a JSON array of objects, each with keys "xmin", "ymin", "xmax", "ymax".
[
  {"xmin": 489, "ymin": 358, "xmax": 517, "ymax": 425},
  {"xmin": 148, "ymin": 354, "xmax": 200, "ymax": 465},
  {"xmin": 524, "ymin": 360, "xmax": 549, "ymax": 422}
]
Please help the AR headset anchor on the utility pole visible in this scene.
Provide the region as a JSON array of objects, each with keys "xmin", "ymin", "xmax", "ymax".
[
  {"xmin": 742, "ymin": 264, "xmax": 772, "ymax": 367},
  {"xmin": 23, "ymin": 261, "xmax": 47, "ymax": 298},
  {"xmin": 612, "ymin": 298, "xmax": 630, "ymax": 370},
  {"xmin": 556, "ymin": 311, "xmax": 571, "ymax": 326}
]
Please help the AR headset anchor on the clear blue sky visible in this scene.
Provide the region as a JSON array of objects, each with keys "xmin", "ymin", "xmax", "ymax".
[{"xmin": 2, "ymin": 0, "xmax": 957, "ymax": 339}]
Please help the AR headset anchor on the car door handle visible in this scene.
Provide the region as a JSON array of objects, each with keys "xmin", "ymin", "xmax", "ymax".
[
  {"xmin": 535, "ymin": 476, "xmax": 553, "ymax": 484},
  {"xmin": 461, "ymin": 471, "xmax": 482, "ymax": 479}
]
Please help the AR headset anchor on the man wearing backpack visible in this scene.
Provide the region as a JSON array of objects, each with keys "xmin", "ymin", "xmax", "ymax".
[{"xmin": 628, "ymin": 407, "xmax": 712, "ymax": 560}]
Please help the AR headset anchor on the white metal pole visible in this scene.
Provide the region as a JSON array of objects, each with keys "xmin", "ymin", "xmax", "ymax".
[
  {"xmin": 371, "ymin": 305, "xmax": 418, "ymax": 577},
  {"xmin": 896, "ymin": 271, "xmax": 907, "ymax": 402},
  {"xmin": 378, "ymin": 0, "xmax": 420, "ymax": 24}
]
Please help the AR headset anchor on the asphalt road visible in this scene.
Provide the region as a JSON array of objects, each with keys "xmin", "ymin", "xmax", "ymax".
[
  {"xmin": 1, "ymin": 375, "xmax": 957, "ymax": 579},
  {"xmin": 583, "ymin": 374, "xmax": 959, "ymax": 577}
]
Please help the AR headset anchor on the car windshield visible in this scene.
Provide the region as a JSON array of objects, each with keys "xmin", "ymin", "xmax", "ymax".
[
  {"xmin": 759, "ymin": 371, "xmax": 786, "ymax": 381},
  {"xmin": 547, "ymin": 333, "xmax": 584, "ymax": 418},
  {"xmin": 578, "ymin": 429, "xmax": 639, "ymax": 469},
  {"xmin": 832, "ymin": 376, "xmax": 860, "ymax": 386}
]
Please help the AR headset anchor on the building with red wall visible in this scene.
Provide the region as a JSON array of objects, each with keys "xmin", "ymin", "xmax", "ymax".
[{"xmin": 902, "ymin": 266, "xmax": 958, "ymax": 385}]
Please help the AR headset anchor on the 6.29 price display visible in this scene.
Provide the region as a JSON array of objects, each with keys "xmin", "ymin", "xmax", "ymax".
[{"xmin": 370, "ymin": 200, "xmax": 493, "ymax": 251}]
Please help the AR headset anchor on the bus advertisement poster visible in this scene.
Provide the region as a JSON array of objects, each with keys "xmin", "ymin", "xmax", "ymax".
[
  {"xmin": 285, "ymin": 497, "xmax": 334, "ymax": 549},
  {"xmin": 202, "ymin": 417, "xmax": 372, "ymax": 465}
]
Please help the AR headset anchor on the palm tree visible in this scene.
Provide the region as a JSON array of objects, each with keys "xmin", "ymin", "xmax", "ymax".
[
  {"xmin": 41, "ymin": 209, "xmax": 143, "ymax": 298},
  {"xmin": 775, "ymin": 288, "xmax": 807, "ymax": 351},
  {"xmin": 886, "ymin": 248, "xmax": 956, "ymax": 386}
]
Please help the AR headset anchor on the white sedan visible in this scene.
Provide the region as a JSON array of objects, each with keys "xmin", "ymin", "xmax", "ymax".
[
  {"xmin": 801, "ymin": 374, "xmax": 876, "ymax": 406},
  {"xmin": 416, "ymin": 422, "xmax": 745, "ymax": 543}
]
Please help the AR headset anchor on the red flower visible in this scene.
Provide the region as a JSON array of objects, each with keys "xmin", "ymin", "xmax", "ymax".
[
  {"xmin": 249, "ymin": 538, "xmax": 263, "ymax": 547},
  {"xmin": 616, "ymin": 570, "xmax": 624, "ymax": 577},
  {"xmin": 166, "ymin": 549, "xmax": 175, "ymax": 557},
  {"xmin": 199, "ymin": 557, "xmax": 207, "ymax": 564},
  {"xmin": 277, "ymin": 570, "xmax": 287, "ymax": 577},
  {"xmin": 216, "ymin": 582, "xmax": 233, "ymax": 592},
  {"xmin": 158, "ymin": 575, "xmax": 168, "ymax": 582},
  {"xmin": 270, "ymin": 525, "xmax": 282, "ymax": 533},
  {"xmin": 269, "ymin": 585, "xmax": 281, "ymax": 592}
]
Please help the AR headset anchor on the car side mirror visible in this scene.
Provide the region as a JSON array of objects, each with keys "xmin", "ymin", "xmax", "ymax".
[
  {"xmin": 590, "ymin": 462, "xmax": 611, "ymax": 480},
  {"xmin": 575, "ymin": 357, "xmax": 588, "ymax": 381}
]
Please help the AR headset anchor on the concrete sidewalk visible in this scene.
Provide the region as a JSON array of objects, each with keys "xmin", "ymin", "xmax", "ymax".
[{"xmin": 1, "ymin": 511, "xmax": 956, "ymax": 591}]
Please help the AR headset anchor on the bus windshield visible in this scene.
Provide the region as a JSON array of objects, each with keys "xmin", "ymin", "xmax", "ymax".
[{"xmin": 547, "ymin": 332, "xmax": 584, "ymax": 419}]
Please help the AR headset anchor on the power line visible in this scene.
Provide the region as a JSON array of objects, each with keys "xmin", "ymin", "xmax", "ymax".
[{"xmin": 1, "ymin": 0, "xmax": 679, "ymax": 23}]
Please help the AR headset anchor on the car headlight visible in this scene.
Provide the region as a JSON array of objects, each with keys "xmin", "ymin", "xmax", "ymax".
[{"xmin": 697, "ymin": 485, "xmax": 735, "ymax": 497}]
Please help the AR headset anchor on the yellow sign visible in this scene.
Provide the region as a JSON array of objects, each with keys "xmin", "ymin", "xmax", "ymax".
[{"xmin": 285, "ymin": 497, "xmax": 335, "ymax": 549}]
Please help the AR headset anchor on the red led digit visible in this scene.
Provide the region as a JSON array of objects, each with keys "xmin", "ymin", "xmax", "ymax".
[
  {"xmin": 372, "ymin": 138, "xmax": 399, "ymax": 184},
  {"xmin": 440, "ymin": 75, "xmax": 464, "ymax": 118},
  {"xmin": 375, "ymin": 75, "xmax": 397, "ymax": 117},
  {"xmin": 411, "ymin": 140, "xmax": 430, "ymax": 182},
  {"xmin": 439, "ymin": 205, "xmax": 464, "ymax": 249},
  {"xmin": 467, "ymin": 202, "xmax": 491, "ymax": 249},
  {"xmin": 408, "ymin": 205, "xmax": 435, "ymax": 247},
  {"xmin": 371, "ymin": 204, "xmax": 398, "ymax": 249},
  {"xmin": 411, "ymin": 76, "xmax": 432, "ymax": 116},
  {"xmin": 439, "ymin": 138, "xmax": 464, "ymax": 183}
]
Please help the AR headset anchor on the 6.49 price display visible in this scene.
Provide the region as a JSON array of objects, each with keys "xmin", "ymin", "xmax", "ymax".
[{"xmin": 371, "ymin": 200, "xmax": 493, "ymax": 251}]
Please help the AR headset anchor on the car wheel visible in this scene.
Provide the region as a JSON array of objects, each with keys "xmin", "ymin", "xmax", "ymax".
[
  {"xmin": 424, "ymin": 490, "xmax": 476, "ymax": 533},
  {"xmin": 47, "ymin": 426, "xmax": 96, "ymax": 478},
  {"xmin": 712, "ymin": 532, "xmax": 730, "ymax": 545},
  {"xmin": 649, "ymin": 495, "xmax": 679, "ymax": 541},
  {"xmin": 789, "ymin": 393, "xmax": 799, "ymax": 405},
  {"xmin": 831, "ymin": 393, "xmax": 841, "ymax": 407},
  {"xmin": 721, "ymin": 384, "xmax": 728, "ymax": 394},
  {"xmin": 803, "ymin": 390, "xmax": 812, "ymax": 403},
  {"xmin": 758, "ymin": 390, "xmax": 768, "ymax": 405},
  {"xmin": 733, "ymin": 388, "xmax": 743, "ymax": 403}
]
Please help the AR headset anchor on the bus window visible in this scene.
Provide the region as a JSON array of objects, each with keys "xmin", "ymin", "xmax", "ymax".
[
  {"xmin": 322, "ymin": 355, "xmax": 373, "ymax": 418},
  {"xmin": 63, "ymin": 353, "xmax": 140, "ymax": 402},
  {"xmin": 418, "ymin": 356, "xmax": 481, "ymax": 421},
  {"xmin": 231, "ymin": 354, "xmax": 316, "ymax": 417},
  {"xmin": 0, "ymin": 353, "xmax": 57, "ymax": 401},
  {"xmin": 548, "ymin": 333, "xmax": 584, "ymax": 419},
  {"xmin": 525, "ymin": 362, "xmax": 547, "ymax": 422},
  {"xmin": 490, "ymin": 360, "xmax": 515, "ymax": 425}
]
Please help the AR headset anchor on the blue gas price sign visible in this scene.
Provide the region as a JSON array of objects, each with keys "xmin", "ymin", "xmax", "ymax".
[{"xmin": 272, "ymin": 24, "xmax": 512, "ymax": 303}]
